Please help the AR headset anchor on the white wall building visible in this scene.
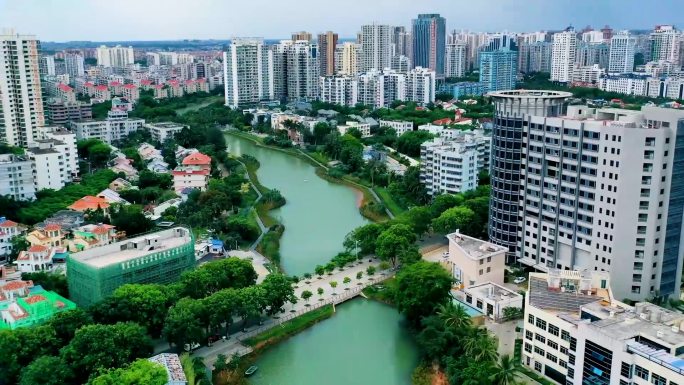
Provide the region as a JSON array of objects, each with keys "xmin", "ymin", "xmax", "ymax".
[
  {"xmin": 608, "ymin": 31, "xmax": 636, "ymax": 73},
  {"xmin": 284, "ymin": 40, "xmax": 320, "ymax": 101},
  {"xmin": 319, "ymin": 75, "xmax": 358, "ymax": 107},
  {"xmin": 64, "ymin": 54, "xmax": 85, "ymax": 81},
  {"xmin": 338, "ymin": 42, "xmax": 360, "ymax": 76},
  {"xmin": 337, "ymin": 121, "xmax": 371, "ymax": 138},
  {"xmin": 26, "ymin": 129, "xmax": 79, "ymax": 191},
  {"xmin": 443, "ymin": 231, "xmax": 507, "ymax": 288},
  {"xmin": 145, "ymin": 122, "xmax": 186, "ymax": 143},
  {"xmin": 223, "ymin": 38, "xmax": 274, "ymax": 108},
  {"xmin": 551, "ymin": 28, "xmax": 577, "ymax": 82},
  {"xmin": 96, "ymin": 45, "xmax": 134, "ymax": 68},
  {"xmin": 598, "ymin": 74, "xmax": 648, "ymax": 95},
  {"xmin": 516, "ymin": 105, "xmax": 684, "ymax": 301},
  {"xmin": 406, "ymin": 67, "xmax": 436, "ymax": 105},
  {"xmin": 649, "ymin": 25, "xmax": 681, "ymax": 65},
  {"xmin": 572, "ymin": 64, "xmax": 605, "ymax": 84},
  {"xmin": 420, "ymin": 133, "xmax": 490, "ymax": 196},
  {"xmin": 462, "ymin": 282, "xmax": 523, "ymax": 321},
  {"xmin": 0, "ymin": 29, "xmax": 45, "ymax": 147},
  {"xmin": 71, "ymin": 110, "xmax": 145, "ymax": 144},
  {"xmin": 445, "ymin": 42, "xmax": 467, "ymax": 78},
  {"xmin": 0, "ymin": 154, "xmax": 36, "ymax": 201},
  {"xmin": 379, "ymin": 120, "xmax": 413, "ymax": 136},
  {"xmin": 359, "ymin": 23, "xmax": 392, "ymax": 73},
  {"xmin": 523, "ymin": 270, "xmax": 684, "ymax": 385}
]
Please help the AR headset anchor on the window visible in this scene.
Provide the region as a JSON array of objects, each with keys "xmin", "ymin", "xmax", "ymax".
[
  {"xmin": 546, "ymin": 352, "xmax": 558, "ymax": 363},
  {"xmin": 535, "ymin": 362, "xmax": 542, "ymax": 372},
  {"xmin": 534, "ymin": 346, "xmax": 545, "ymax": 356},
  {"xmin": 535, "ymin": 334, "xmax": 546, "ymax": 343},
  {"xmin": 620, "ymin": 362, "xmax": 632, "ymax": 378},
  {"xmin": 651, "ymin": 373, "xmax": 666, "ymax": 385},
  {"xmin": 548, "ymin": 324, "xmax": 559, "ymax": 336},
  {"xmin": 524, "ymin": 342, "xmax": 532, "ymax": 353},
  {"xmin": 561, "ymin": 330, "xmax": 570, "ymax": 341},
  {"xmin": 634, "ymin": 365, "xmax": 649, "ymax": 380},
  {"xmin": 547, "ymin": 340, "xmax": 558, "ymax": 350},
  {"xmin": 526, "ymin": 330, "xmax": 533, "ymax": 340},
  {"xmin": 536, "ymin": 318, "xmax": 547, "ymax": 330},
  {"xmin": 528, "ymin": 314, "xmax": 535, "ymax": 324}
]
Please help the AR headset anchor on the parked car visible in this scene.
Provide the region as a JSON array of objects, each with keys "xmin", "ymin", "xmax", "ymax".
[
  {"xmin": 184, "ymin": 342, "xmax": 200, "ymax": 352},
  {"xmin": 513, "ymin": 276, "xmax": 527, "ymax": 284}
]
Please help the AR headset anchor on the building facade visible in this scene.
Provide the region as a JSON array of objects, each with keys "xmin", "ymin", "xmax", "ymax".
[
  {"xmin": 319, "ymin": 75, "xmax": 358, "ymax": 107},
  {"xmin": 95, "ymin": 45, "xmax": 134, "ymax": 68},
  {"xmin": 445, "ymin": 42, "xmax": 467, "ymax": 78},
  {"xmin": 0, "ymin": 154, "xmax": 36, "ymax": 200},
  {"xmin": 412, "ymin": 14, "xmax": 446, "ymax": 78},
  {"xmin": 223, "ymin": 38, "xmax": 274, "ymax": 108},
  {"xmin": 317, "ymin": 31, "xmax": 338, "ymax": 77},
  {"xmin": 0, "ymin": 29, "xmax": 45, "ymax": 147},
  {"xmin": 551, "ymin": 28, "xmax": 577, "ymax": 83},
  {"xmin": 359, "ymin": 24, "xmax": 392, "ymax": 73},
  {"xmin": 609, "ymin": 31, "xmax": 636, "ymax": 73},
  {"xmin": 480, "ymin": 48, "xmax": 518, "ymax": 92}
]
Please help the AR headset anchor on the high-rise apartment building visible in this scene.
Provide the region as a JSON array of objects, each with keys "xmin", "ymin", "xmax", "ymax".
[
  {"xmin": 488, "ymin": 90, "xmax": 572, "ymax": 260},
  {"xmin": 291, "ymin": 31, "xmax": 312, "ymax": 42},
  {"xmin": 64, "ymin": 53, "xmax": 84, "ymax": 81},
  {"xmin": 575, "ymin": 42, "xmax": 609, "ymax": 69},
  {"xmin": 359, "ymin": 23, "xmax": 392, "ymax": 73},
  {"xmin": 412, "ymin": 14, "xmax": 446, "ymax": 78},
  {"xmin": 339, "ymin": 42, "xmax": 360, "ymax": 76},
  {"xmin": 551, "ymin": 28, "xmax": 577, "ymax": 82},
  {"xmin": 649, "ymin": 25, "xmax": 681, "ymax": 65},
  {"xmin": 356, "ymin": 69, "xmax": 406, "ymax": 108},
  {"xmin": 39, "ymin": 55, "xmax": 55, "ymax": 78},
  {"xmin": 608, "ymin": 31, "xmax": 636, "ymax": 73},
  {"xmin": 515, "ymin": 105, "xmax": 684, "ymax": 300},
  {"xmin": 518, "ymin": 41, "xmax": 553, "ymax": 73},
  {"xmin": 95, "ymin": 45, "xmax": 134, "ymax": 67},
  {"xmin": 406, "ymin": 67, "xmax": 436, "ymax": 105},
  {"xmin": 0, "ymin": 154, "xmax": 36, "ymax": 200},
  {"xmin": 223, "ymin": 38, "xmax": 274, "ymax": 108},
  {"xmin": 285, "ymin": 40, "xmax": 320, "ymax": 101},
  {"xmin": 0, "ymin": 29, "xmax": 45, "ymax": 147},
  {"xmin": 445, "ymin": 42, "xmax": 467, "ymax": 78},
  {"xmin": 479, "ymin": 48, "xmax": 518, "ymax": 93},
  {"xmin": 318, "ymin": 31, "xmax": 338, "ymax": 76},
  {"xmin": 391, "ymin": 26, "xmax": 411, "ymax": 58},
  {"xmin": 391, "ymin": 55, "xmax": 411, "ymax": 73},
  {"xmin": 319, "ymin": 75, "xmax": 357, "ymax": 107}
]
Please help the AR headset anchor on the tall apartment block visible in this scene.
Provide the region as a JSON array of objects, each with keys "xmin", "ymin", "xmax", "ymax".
[
  {"xmin": 319, "ymin": 75, "xmax": 357, "ymax": 107},
  {"xmin": 291, "ymin": 31, "xmax": 312, "ymax": 42},
  {"xmin": 479, "ymin": 48, "xmax": 518, "ymax": 93},
  {"xmin": 317, "ymin": 31, "xmax": 338, "ymax": 77},
  {"xmin": 95, "ymin": 45, "xmax": 134, "ymax": 68},
  {"xmin": 64, "ymin": 53, "xmax": 85, "ymax": 81},
  {"xmin": 488, "ymin": 90, "xmax": 572, "ymax": 261},
  {"xmin": 0, "ymin": 29, "xmax": 45, "ymax": 147},
  {"xmin": 359, "ymin": 23, "xmax": 392, "ymax": 73},
  {"xmin": 514, "ymin": 104, "xmax": 684, "ymax": 300},
  {"xmin": 518, "ymin": 42, "xmax": 553, "ymax": 74},
  {"xmin": 420, "ymin": 131, "xmax": 491, "ymax": 196},
  {"xmin": 523, "ymin": 270, "xmax": 684, "ymax": 385},
  {"xmin": 285, "ymin": 40, "xmax": 320, "ymax": 102},
  {"xmin": 608, "ymin": 31, "xmax": 636, "ymax": 73},
  {"xmin": 445, "ymin": 42, "xmax": 467, "ymax": 78},
  {"xmin": 412, "ymin": 14, "xmax": 446, "ymax": 78},
  {"xmin": 391, "ymin": 26, "xmax": 411, "ymax": 59},
  {"xmin": 223, "ymin": 38, "xmax": 274, "ymax": 108},
  {"xmin": 405, "ymin": 67, "xmax": 436, "ymax": 105},
  {"xmin": 67, "ymin": 227, "xmax": 195, "ymax": 306},
  {"xmin": 551, "ymin": 28, "xmax": 577, "ymax": 83},
  {"xmin": 0, "ymin": 154, "xmax": 36, "ymax": 200},
  {"xmin": 575, "ymin": 42, "xmax": 609, "ymax": 69},
  {"xmin": 338, "ymin": 42, "xmax": 359, "ymax": 76},
  {"xmin": 649, "ymin": 25, "xmax": 681, "ymax": 65}
]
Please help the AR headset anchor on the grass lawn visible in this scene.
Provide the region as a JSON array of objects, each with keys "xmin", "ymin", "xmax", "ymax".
[
  {"xmin": 174, "ymin": 95, "xmax": 224, "ymax": 114},
  {"xmin": 362, "ymin": 277, "xmax": 397, "ymax": 306},
  {"xmin": 243, "ymin": 305, "xmax": 334, "ymax": 350},
  {"xmin": 375, "ymin": 187, "xmax": 406, "ymax": 216}
]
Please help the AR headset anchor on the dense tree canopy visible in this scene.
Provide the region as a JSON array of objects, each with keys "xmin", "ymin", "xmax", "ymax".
[{"xmin": 394, "ymin": 261, "xmax": 453, "ymax": 325}]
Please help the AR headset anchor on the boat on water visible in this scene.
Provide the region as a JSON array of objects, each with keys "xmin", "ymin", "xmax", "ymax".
[{"xmin": 245, "ymin": 366, "xmax": 258, "ymax": 376}]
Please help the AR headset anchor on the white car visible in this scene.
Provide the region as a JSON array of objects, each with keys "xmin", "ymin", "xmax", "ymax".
[{"xmin": 513, "ymin": 277, "xmax": 527, "ymax": 284}]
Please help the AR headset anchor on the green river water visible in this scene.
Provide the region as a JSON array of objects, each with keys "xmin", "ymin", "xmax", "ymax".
[{"xmin": 224, "ymin": 133, "xmax": 419, "ymax": 385}]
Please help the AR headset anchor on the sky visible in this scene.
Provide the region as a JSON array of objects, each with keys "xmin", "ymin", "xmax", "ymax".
[{"xmin": 0, "ymin": 0, "xmax": 682, "ymax": 42}]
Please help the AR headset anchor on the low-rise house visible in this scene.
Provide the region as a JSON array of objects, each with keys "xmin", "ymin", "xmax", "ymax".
[
  {"xmin": 67, "ymin": 195, "xmax": 110, "ymax": 214},
  {"xmin": 148, "ymin": 159, "xmax": 170, "ymax": 174},
  {"xmin": 0, "ymin": 218, "xmax": 26, "ymax": 261},
  {"xmin": 35, "ymin": 211, "xmax": 84, "ymax": 231},
  {"xmin": 15, "ymin": 245, "xmax": 53, "ymax": 273},
  {"xmin": 337, "ymin": 121, "xmax": 371, "ymax": 137},
  {"xmin": 461, "ymin": 282, "xmax": 523, "ymax": 321},
  {"xmin": 97, "ymin": 188, "xmax": 129, "ymax": 205},
  {"xmin": 443, "ymin": 231, "xmax": 507, "ymax": 288},
  {"xmin": 110, "ymin": 157, "xmax": 139, "ymax": 181},
  {"xmin": 148, "ymin": 353, "xmax": 188, "ymax": 385},
  {"xmin": 379, "ymin": 120, "xmax": 413, "ymax": 136},
  {"xmin": 69, "ymin": 224, "xmax": 117, "ymax": 252},
  {"xmin": 108, "ymin": 177, "xmax": 135, "ymax": 192},
  {"xmin": 26, "ymin": 224, "xmax": 66, "ymax": 249},
  {"xmin": 122, "ymin": 84, "xmax": 140, "ymax": 102},
  {"xmin": 172, "ymin": 152, "xmax": 211, "ymax": 193},
  {"xmin": 138, "ymin": 142, "xmax": 163, "ymax": 162},
  {"xmin": 146, "ymin": 122, "xmax": 186, "ymax": 143},
  {"xmin": 0, "ymin": 281, "xmax": 76, "ymax": 330}
]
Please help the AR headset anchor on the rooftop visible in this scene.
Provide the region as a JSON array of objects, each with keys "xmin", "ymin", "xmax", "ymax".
[
  {"xmin": 488, "ymin": 90, "xmax": 573, "ymax": 99},
  {"xmin": 148, "ymin": 353, "xmax": 188, "ymax": 383},
  {"xmin": 70, "ymin": 227, "xmax": 192, "ymax": 268},
  {"xmin": 465, "ymin": 282, "xmax": 523, "ymax": 302},
  {"xmin": 146, "ymin": 122, "xmax": 186, "ymax": 130},
  {"xmin": 447, "ymin": 231, "xmax": 507, "ymax": 260}
]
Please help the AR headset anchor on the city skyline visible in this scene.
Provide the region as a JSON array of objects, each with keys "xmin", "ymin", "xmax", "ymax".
[{"xmin": 1, "ymin": 0, "xmax": 683, "ymax": 42}]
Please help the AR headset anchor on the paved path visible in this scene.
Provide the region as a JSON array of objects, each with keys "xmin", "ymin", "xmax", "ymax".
[{"xmin": 195, "ymin": 258, "xmax": 391, "ymax": 369}]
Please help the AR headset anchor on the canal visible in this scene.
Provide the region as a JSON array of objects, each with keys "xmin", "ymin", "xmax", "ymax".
[
  {"xmin": 225, "ymin": 133, "xmax": 418, "ymax": 385},
  {"xmin": 248, "ymin": 300, "xmax": 419, "ymax": 385},
  {"xmin": 225, "ymin": 133, "xmax": 368, "ymax": 276}
]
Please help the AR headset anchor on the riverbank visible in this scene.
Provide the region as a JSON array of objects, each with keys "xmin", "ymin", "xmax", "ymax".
[{"xmin": 226, "ymin": 129, "xmax": 391, "ymax": 222}]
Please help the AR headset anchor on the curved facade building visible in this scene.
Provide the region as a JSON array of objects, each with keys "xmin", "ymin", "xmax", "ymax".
[{"xmin": 487, "ymin": 90, "xmax": 571, "ymax": 261}]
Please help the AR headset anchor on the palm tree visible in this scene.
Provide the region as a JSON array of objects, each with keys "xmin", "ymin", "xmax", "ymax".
[
  {"xmin": 464, "ymin": 329, "xmax": 499, "ymax": 363},
  {"xmin": 489, "ymin": 354, "xmax": 522, "ymax": 385},
  {"xmin": 436, "ymin": 302, "xmax": 471, "ymax": 329}
]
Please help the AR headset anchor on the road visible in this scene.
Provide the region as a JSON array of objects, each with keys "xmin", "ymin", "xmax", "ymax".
[{"xmin": 195, "ymin": 258, "xmax": 390, "ymax": 368}]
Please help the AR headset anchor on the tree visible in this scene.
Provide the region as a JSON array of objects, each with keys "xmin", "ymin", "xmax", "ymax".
[
  {"xmin": 303, "ymin": 272, "xmax": 312, "ymax": 282},
  {"xmin": 343, "ymin": 223, "xmax": 384, "ymax": 256},
  {"xmin": 261, "ymin": 273, "xmax": 297, "ymax": 315},
  {"xmin": 163, "ymin": 298, "xmax": 207, "ymax": 349},
  {"xmin": 430, "ymin": 194, "xmax": 463, "ymax": 217},
  {"xmin": 301, "ymin": 290, "xmax": 313, "ymax": 306},
  {"xmin": 356, "ymin": 271, "xmax": 363, "ymax": 281},
  {"xmin": 394, "ymin": 261, "xmax": 453, "ymax": 325},
  {"xmin": 19, "ymin": 356, "xmax": 73, "ymax": 385},
  {"xmin": 397, "ymin": 206, "xmax": 434, "ymax": 236},
  {"xmin": 330, "ymin": 281, "xmax": 338, "ymax": 294},
  {"xmin": 366, "ymin": 265, "xmax": 376, "ymax": 276},
  {"xmin": 317, "ymin": 287, "xmax": 324, "ymax": 300},
  {"xmin": 490, "ymin": 354, "xmax": 522, "ymax": 385},
  {"xmin": 205, "ymin": 288, "xmax": 239, "ymax": 336},
  {"xmin": 0, "ymin": 326, "xmax": 61, "ymax": 385},
  {"xmin": 46, "ymin": 308, "xmax": 93, "ymax": 345},
  {"xmin": 375, "ymin": 224, "xmax": 417, "ymax": 267},
  {"xmin": 396, "ymin": 130, "xmax": 434, "ymax": 157},
  {"xmin": 8, "ymin": 236, "xmax": 29, "ymax": 263},
  {"xmin": 464, "ymin": 328, "xmax": 499, "ymax": 363},
  {"xmin": 20, "ymin": 271, "xmax": 69, "ymax": 297},
  {"xmin": 91, "ymin": 359, "xmax": 168, "ymax": 385},
  {"xmin": 436, "ymin": 302, "xmax": 472, "ymax": 329},
  {"xmin": 343, "ymin": 277, "xmax": 351, "ymax": 290},
  {"xmin": 432, "ymin": 206, "xmax": 476, "ymax": 235},
  {"xmin": 502, "ymin": 307, "xmax": 524, "ymax": 321},
  {"xmin": 314, "ymin": 265, "xmax": 325, "ymax": 278},
  {"xmin": 324, "ymin": 262, "xmax": 336, "ymax": 275},
  {"xmin": 312, "ymin": 122, "xmax": 332, "ymax": 144},
  {"xmin": 110, "ymin": 204, "xmax": 155, "ymax": 237},
  {"xmin": 180, "ymin": 257, "xmax": 257, "ymax": 298},
  {"xmin": 61, "ymin": 322, "xmax": 153, "ymax": 384}
]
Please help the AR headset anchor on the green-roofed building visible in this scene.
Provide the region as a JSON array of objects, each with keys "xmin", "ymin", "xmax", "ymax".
[
  {"xmin": 0, "ymin": 285, "xmax": 76, "ymax": 330},
  {"xmin": 67, "ymin": 227, "xmax": 195, "ymax": 306}
]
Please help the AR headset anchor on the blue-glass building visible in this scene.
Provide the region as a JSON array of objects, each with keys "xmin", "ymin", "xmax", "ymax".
[
  {"xmin": 479, "ymin": 48, "xmax": 518, "ymax": 93},
  {"xmin": 412, "ymin": 14, "xmax": 446, "ymax": 77}
]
